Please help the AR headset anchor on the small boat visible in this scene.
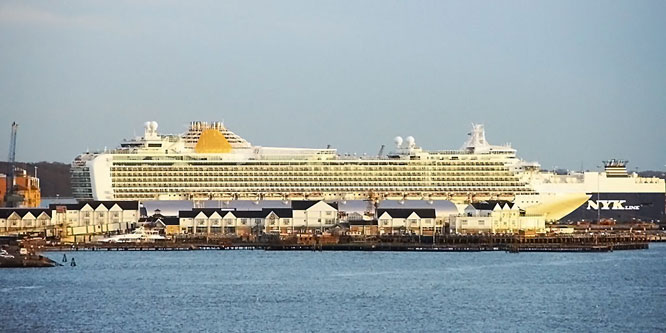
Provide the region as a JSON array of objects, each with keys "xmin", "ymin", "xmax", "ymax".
[{"xmin": 99, "ymin": 226, "xmax": 167, "ymax": 243}]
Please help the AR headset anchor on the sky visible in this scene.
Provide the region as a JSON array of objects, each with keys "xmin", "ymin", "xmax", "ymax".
[{"xmin": 1, "ymin": 0, "xmax": 665, "ymax": 171}]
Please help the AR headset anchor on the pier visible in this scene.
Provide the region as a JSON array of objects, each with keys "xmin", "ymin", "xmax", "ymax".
[{"xmin": 44, "ymin": 233, "xmax": 650, "ymax": 253}]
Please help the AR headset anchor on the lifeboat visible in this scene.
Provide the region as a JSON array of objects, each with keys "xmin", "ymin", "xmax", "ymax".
[
  {"xmin": 385, "ymin": 193, "xmax": 404, "ymax": 200},
  {"xmin": 451, "ymin": 193, "xmax": 470, "ymax": 203},
  {"xmin": 405, "ymin": 193, "xmax": 422, "ymax": 200},
  {"xmin": 287, "ymin": 193, "xmax": 306, "ymax": 201},
  {"xmin": 238, "ymin": 192, "xmax": 260, "ymax": 201},
  {"xmin": 429, "ymin": 193, "xmax": 448, "ymax": 200},
  {"xmin": 472, "ymin": 194, "xmax": 491, "ymax": 202},
  {"xmin": 306, "ymin": 192, "xmax": 325, "ymax": 201},
  {"xmin": 263, "ymin": 193, "xmax": 285, "ymax": 201},
  {"xmin": 499, "ymin": 193, "xmax": 515, "ymax": 201}
]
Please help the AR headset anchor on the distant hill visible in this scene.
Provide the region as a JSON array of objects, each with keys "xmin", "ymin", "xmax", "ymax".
[
  {"xmin": 0, "ymin": 161, "xmax": 71, "ymax": 197},
  {"xmin": 638, "ymin": 171, "xmax": 666, "ymax": 180}
]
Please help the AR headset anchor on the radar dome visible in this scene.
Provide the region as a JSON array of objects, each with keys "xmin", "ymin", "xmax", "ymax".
[
  {"xmin": 144, "ymin": 121, "xmax": 151, "ymax": 129},
  {"xmin": 150, "ymin": 121, "xmax": 158, "ymax": 131},
  {"xmin": 406, "ymin": 136, "xmax": 415, "ymax": 147},
  {"xmin": 394, "ymin": 136, "xmax": 403, "ymax": 147}
]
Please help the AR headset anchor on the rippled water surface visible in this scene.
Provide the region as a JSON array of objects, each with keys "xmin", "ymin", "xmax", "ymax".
[{"xmin": 2, "ymin": 244, "xmax": 665, "ymax": 332}]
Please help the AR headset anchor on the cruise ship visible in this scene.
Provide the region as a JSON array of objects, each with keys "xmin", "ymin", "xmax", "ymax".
[{"xmin": 70, "ymin": 121, "xmax": 664, "ymax": 222}]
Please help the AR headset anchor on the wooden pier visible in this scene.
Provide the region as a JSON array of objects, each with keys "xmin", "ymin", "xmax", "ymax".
[{"xmin": 44, "ymin": 233, "xmax": 650, "ymax": 253}]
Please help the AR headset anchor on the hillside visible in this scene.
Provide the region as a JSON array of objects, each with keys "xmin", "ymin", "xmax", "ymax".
[{"xmin": 0, "ymin": 161, "xmax": 71, "ymax": 197}]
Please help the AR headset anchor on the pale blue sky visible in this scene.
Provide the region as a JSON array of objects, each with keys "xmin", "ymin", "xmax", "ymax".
[{"xmin": 1, "ymin": 0, "xmax": 664, "ymax": 170}]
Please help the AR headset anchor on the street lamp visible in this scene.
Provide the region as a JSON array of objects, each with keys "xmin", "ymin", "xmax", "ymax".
[{"xmin": 596, "ymin": 165, "xmax": 601, "ymax": 223}]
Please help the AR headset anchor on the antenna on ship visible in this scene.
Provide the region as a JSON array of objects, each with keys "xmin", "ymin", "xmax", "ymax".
[
  {"xmin": 326, "ymin": 144, "xmax": 331, "ymax": 149},
  {"xmin": 377, "ymin": 145, "xmax": 385, "ymax": 158}
]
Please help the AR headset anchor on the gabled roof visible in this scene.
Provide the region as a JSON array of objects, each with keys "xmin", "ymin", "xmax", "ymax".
[
  {"xmin": 291, "ymin": 201, "xmax": 338, "ymax": 210},
  {"xmin": 48, "ymin": 203, "xmax": 84, "ymax": 211},
  {"xmin": 376, "ymin": 208, "xmax": 436, "ymax": 219},
  {"xmin": 48, "ymin": 201, "xmax": 139, "ymax": 211},
  {"xmin": 162, "ymin": 217, "xmax": 179, "ymax": 226},
  {"xmin": 233, "ymin": 210, "xmax": 266, "ymax": 218},
  {"xmin": 178, "ymin": 208, "xmax": 235, "ymax": 218},
  {"xmin": 470, "ymin": 201, "xmax": 515, "ymax": 211},
  {"xmin": 178, "ymin": 210, "xmax": 197, "ymax": 218},
  {"xmin": 262, "ymin": 208, "xmax": 293, "ymax": 218},
  {"xmin": 0, "ymin": 208, "xmax": 52, "ymax": 219},
  {"xmin": 192, "ymin": 208, "xmax": 235, "ymax": 218},
  {"xmin": 139, "ymin": 213, "xmax": 165, "ymax": 223}
]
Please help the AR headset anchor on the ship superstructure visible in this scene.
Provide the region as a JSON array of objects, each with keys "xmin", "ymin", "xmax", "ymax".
[{"xmin": 72, "ymin": 122, "xmax": 538, "ymax": 203}]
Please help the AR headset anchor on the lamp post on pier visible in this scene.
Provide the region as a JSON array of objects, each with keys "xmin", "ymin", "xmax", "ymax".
[{"xmin": 596, "ymin": 165, "xmax": 601, "ymax": 223}]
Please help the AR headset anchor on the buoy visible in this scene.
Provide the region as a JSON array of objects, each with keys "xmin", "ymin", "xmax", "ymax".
[
  {"xmin": 62, "ymin": 254, "xmax": 67, "ymax": 262},
  {"xmin": 70, "ymin": 258, "xmax": 76, "ymax": 267}
]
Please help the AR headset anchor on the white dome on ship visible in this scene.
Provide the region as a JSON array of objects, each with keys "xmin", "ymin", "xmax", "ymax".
[
  {"xmin": 406, "ymin": 136, "xmax": 415, "ymax": 147},
  {"xmin": 144, "ymin": 121, "xmax": 151, "ymax": 129},
  {"xmin": 394, "ymin": 136, "xmax": 403, "ymax": 147},
  {"xmin": 150, "ymin": 121, "xmax": 158, "ymax": 131}
]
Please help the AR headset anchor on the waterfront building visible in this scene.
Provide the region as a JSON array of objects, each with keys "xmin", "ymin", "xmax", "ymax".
[
  {"xmin": 346, "ymin": 219, "xmax": 379, "ymax": 236},
  {"xmin": 50, "ymin": 201, "xmax": 140, "ymax": 240},
  {"xmin": 291, "ymin": 201, "xmax": 339, "ymax": 233},
  {"xmin": 178, "ymin": 200, "xmax": 339, "ymax": 235},
  {"xmin": 376, "ymin": 209, "xmax": 437, "ymax": 235},
  {"xmin": 139, "ymin": 210, "xmax": 180, "ymax": 235},
  {"xmin": 0, "ymin": 209, "xmax": 52, "ymax": 235},
  {"xmin": 263, "ymin": 208, "xmax": 294, "ymax": 234},
  {"xmin": 451, "ymin": 201, "xmax": 546, "ymax": 234}
]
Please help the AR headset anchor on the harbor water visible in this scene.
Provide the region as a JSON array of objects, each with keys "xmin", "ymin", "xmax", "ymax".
[{"xmin": 2, "ymin": 244, "xmax": 665, "ymax": 332}]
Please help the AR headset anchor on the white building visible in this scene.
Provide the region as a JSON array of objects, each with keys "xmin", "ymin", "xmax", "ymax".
[
  {"xmin": 376, "ymin": 209, "xmax": 437, "ymax": 235},
  {"xmin": 0, "ymin": 209, "xmax": 53, "ymax": 235},
  {"xmin": 178, "ymin": 201, "xmax": 339, "ymax": 235},
  {"xmin": 452, "ymin": 201, "xmax": 546, "ymax": 234},
  {"xmin": 291, "ymin": 201, "xmax": 338, "ymax": 232},
  {"xmin": 50, "ymin": 201, "xmax": 140, "ymax": 239}
]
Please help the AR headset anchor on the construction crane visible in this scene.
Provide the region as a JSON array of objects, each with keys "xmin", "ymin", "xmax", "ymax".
[{"xmin": 4, "ymin": 122, "xmax": 23, "ymax": 207}]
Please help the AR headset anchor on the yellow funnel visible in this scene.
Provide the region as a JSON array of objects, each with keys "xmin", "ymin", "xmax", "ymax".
[{"xmin": 194, "ymin": 129, "xmax": 232, "ymax": 153}]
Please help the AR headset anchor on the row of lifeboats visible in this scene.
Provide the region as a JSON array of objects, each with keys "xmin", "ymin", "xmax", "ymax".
[{"xmin": 161, "ymin": 192, "xmax": 516, "ymax": 202}]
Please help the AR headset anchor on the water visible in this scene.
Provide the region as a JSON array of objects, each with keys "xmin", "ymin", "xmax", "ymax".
[{"xmin": 2, "ymin": 245, "xmax": 665, "ymax": 332}]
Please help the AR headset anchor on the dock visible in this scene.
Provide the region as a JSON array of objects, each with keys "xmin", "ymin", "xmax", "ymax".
[{"xmin": 44, "ymin": 233, "xmax": 650, "ymax": 253}]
